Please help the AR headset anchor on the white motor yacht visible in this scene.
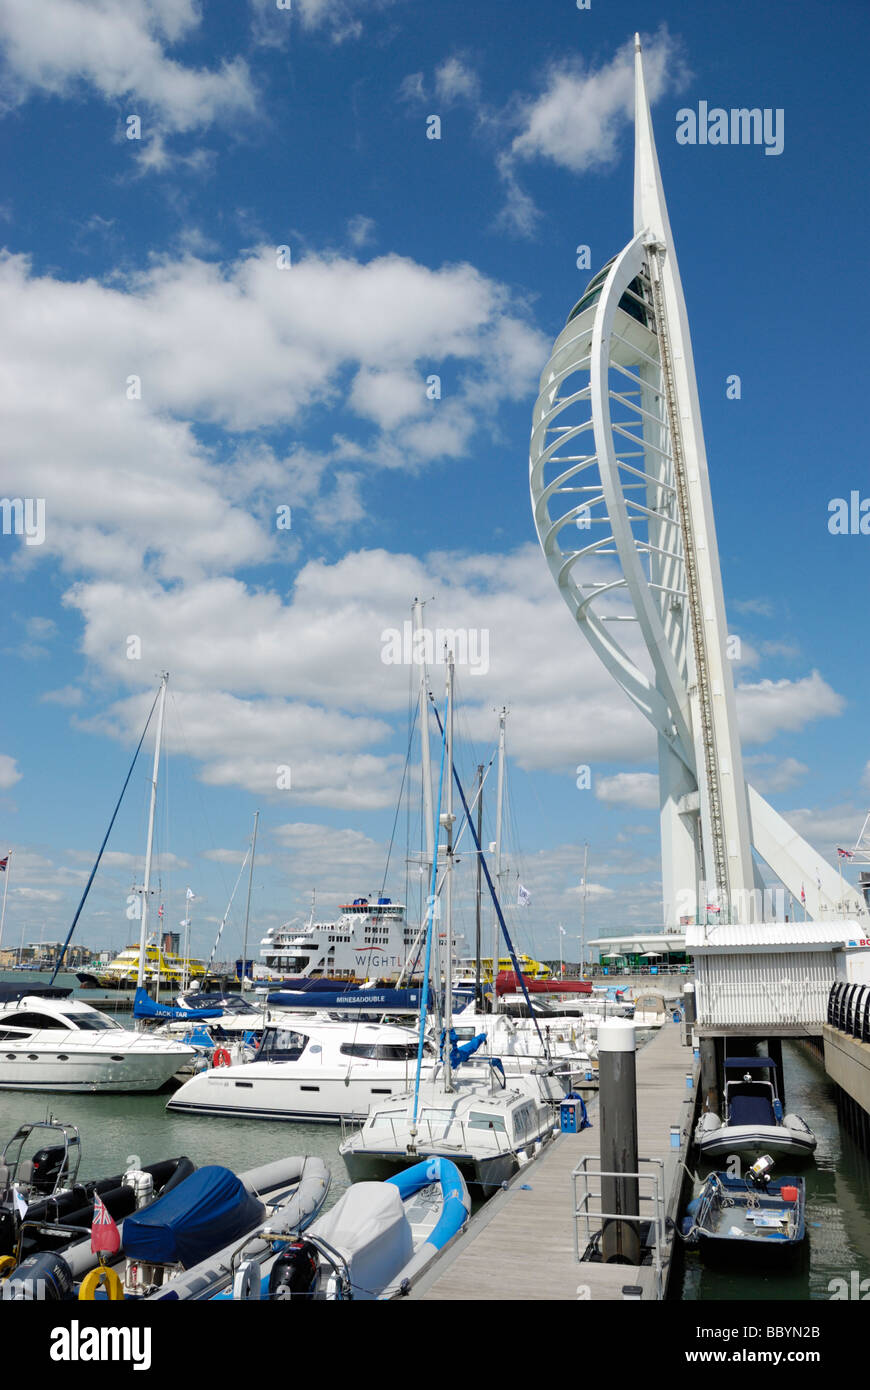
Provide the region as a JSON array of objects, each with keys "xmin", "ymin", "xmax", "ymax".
[
  {"xmin": 166, "ymin": 1017, "xmax": 438, "ymax": 1123},
  {"xmin": 0, "ymin": 985, "xmax": 194, "ymax": 1093}
]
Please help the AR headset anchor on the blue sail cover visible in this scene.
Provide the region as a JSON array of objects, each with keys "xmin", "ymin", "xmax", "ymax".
[
  {"xmin": 440, "ymin": 1028, "xmax": 487, "ymax": 1070},
  {"xmin": 132, "ymin": 988, "xmax": 222, "ymax": 1021},
  {"xmin": 266, "ymin": 988, "xmax": 431, "ymax": 1012},
  {"xmin": 122, "ymin": 1166, "xmax": 264, "ymax": 1267}
]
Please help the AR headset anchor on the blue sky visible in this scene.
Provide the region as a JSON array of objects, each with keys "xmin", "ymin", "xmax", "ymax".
[{"xmin": 1, "ymin": 0, "xmax": 869, "ymax": 965}]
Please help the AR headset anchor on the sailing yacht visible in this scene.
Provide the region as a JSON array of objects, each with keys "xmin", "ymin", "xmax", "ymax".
[
  {"xmin": 339, "ymin": 1059, "xmax": 557, "ymax": 1197},
  {"xmin": 340, "ymin": 649, "xmax": 560, "ymax": 1197}
]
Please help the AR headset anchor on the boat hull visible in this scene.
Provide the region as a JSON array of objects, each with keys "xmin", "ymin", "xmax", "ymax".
[
  {"xmin": 696, "ymin": 1125, "xmax": 817, "ymax": 1164},
  {"xmin": 166, "ymin": 1062, "xmax": 435, "ymax": 1124},
  {"xmin": 341, "ymin": 1145, "xmax": 518, "ymax": 1200},
  {"xmin": 0, "ymin": 1047, "xmax": 193, "ymax": 1093}
]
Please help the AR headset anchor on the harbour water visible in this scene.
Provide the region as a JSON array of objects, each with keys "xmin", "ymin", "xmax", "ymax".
[{"xmin": 678, "ymin": 1039, "xmax": 870, "ymax": 1301}]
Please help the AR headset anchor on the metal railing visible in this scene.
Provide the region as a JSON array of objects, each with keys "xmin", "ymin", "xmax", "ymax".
[
  {"xmin": 572, "ymin": 1154, "xmax": 667, "ymax": 1299},
  {"xmin": 828, "ymin": 981, "xmax": 870, "ymax": 1042}
]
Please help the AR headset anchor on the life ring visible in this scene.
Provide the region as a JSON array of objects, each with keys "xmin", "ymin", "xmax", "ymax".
[
  {"xmin": 79, "ymin": 1265, "xmax": 124, "ymax": 1301},
  {"xmin": 0, "ymin": 1254, "xmax": 17, "ymax": 1280},
  {"xmin": 212, "ymin": 1047, "xmax": 232, "ymax": 1068}
]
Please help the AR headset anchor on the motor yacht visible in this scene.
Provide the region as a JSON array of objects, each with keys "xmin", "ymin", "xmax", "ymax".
[
  {"xmin": 166, "ymin": 1017, "xmax": 439, "ymax": 1123},
  {"xmin": 0, "ymin": 985, "xmax": 194, "ymax": 1093}
]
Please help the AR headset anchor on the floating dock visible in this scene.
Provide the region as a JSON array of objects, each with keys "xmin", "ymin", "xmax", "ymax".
[{"xmin": 409, "ymin": 1020, "xmax": 697, "ymax": 1301}]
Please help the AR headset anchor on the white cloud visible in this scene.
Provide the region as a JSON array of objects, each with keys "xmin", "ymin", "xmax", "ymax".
[
  {"xmin": 0, "ymin": 0, "xmax": 257, "ymax": 132},
  {"xmin": 435, "ymin": 57, "xmax": 480, "ymax": 106},
  {"xmin": 595, "ymin": 772, "xmax": 659, "ymax": 810},
  {"xmin": 736, "ymin": 671, "xmax": 845, "ymax": 745},
  {"xmin": 0, "ymin": 754, "xmax": 22, "ymax": 789},
  {"xmin": 40, "ymin": 685, "xmax": 85, "ymax": 707},
  {"xmin": 509, "ymin": 29, "xmax": 686, "ymax": 175},
  {"xmin": 0, "ymin": 247, "xmax": 547, "ymax": 587},
  {"xmin": 497, "ymin": 28, "xmax": 688, "ymax": 236},
  {"xmin": 744, "ymin": 754, "xmax": 809, "ymax": 795}
]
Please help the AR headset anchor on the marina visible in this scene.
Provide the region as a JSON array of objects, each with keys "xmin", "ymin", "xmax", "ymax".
[{"xmin": 2, "ymin": 0, "xmax": 869, "ymax": 1354}]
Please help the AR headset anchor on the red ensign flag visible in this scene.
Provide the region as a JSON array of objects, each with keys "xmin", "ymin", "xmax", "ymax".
[{"xmin": 91, "ymin": 1192, "xmax": 121, "ymax": 1254}]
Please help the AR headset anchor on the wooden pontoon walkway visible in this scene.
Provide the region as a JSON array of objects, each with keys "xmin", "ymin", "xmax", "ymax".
[{"xmin": 409, "ymin": 1020, "xmax": 697, "ymax": 1301}]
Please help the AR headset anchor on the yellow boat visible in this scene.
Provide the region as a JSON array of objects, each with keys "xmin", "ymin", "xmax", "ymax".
[
  {"xmin": 95, "ymin": 943, "xmax": 206, "ymax": 990},
  {"xmin": 478, "ymin": 954, "xmax": 552, "ymax": 983}
]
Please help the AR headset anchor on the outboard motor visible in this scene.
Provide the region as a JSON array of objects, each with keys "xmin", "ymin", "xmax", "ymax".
[
  {"xmin": 123, "ymin": 1167, "xmax": 154, "ymax": 1210},
  {"xmin": 29, "ymin": 1146, "xmax": 68, "ymax": 1195},
  {"xmin": 0, "ymin": 1251, "xmax": 73, "ymax": 1301},
  {"xmin": 268, "ymin": 1241, "xmax": 318, "ymax": 1299}
]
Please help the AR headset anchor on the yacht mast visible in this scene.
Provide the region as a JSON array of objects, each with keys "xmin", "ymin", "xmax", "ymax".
[
  {"xmin": 136, "ymin": 672, "xmax": 168, "ymax": 993},
  {"xmin": 241, "ymin": 809, "xmax": 259, "ymax": 994},
  {"xmin": 442, "ymin": 653, "xmax": 456, "ymax": 1091},
  {"xmin": 491, "ymin": 707, "xmax": 507, "ymax": 1013},
  {"xmin": 474, "ymin": 764, "xmax": 484, "ymax": 1009}
]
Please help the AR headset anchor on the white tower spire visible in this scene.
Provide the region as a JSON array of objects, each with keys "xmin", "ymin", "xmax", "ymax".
[{"xmin": 530, "ymin": 38, "xmax": 864, "ymax": 927}]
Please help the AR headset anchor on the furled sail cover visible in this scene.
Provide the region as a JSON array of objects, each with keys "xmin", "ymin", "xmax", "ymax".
[{"xmin": 122, "ymin": 1165, "xmax": 264, "ymax": 1267}]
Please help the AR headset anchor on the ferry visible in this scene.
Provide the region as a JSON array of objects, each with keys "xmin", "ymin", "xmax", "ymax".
[
  {"xmin": 456, "ymin": 954, "xmax": 553, "ymax": 984},
  {"xmin": 256, "ymin": 898, "xmax": 421, "ymax": 983},
  {"xmin": 80, "ymin": 942, "xmax": 206, "ymax": 991}
]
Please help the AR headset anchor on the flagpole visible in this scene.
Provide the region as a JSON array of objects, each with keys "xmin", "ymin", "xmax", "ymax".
[{"xmin": 0, "ymin": 852, "xmax": 11, "ymax": 959}]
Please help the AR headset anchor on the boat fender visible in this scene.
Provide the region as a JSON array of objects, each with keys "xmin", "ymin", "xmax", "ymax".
[
  {"xmin": 3, "ymin": 1250, "xmax": 73, "ymax": 1301},
  {"xmin": 232, "ymin": 1259, "xmax": 262, "ymax": 1301},
  {"xmin": 268, "ymin": 1241, "xmax": 318, "ymax": 1299},
  {"xmin": 212, "ymin": 1047, "xmax": 232, "ymax": 1068},
  {"xmin": 78, "ymin": 1264, "xmax": 124, "ymax": 1301}
]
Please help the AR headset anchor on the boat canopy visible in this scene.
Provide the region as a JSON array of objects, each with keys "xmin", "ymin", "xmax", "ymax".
[
  {"xmin": 122, "ymin": 1166, "xmax": 264, "ymax": 1268},
  {"xmin": 132, "ymin": 988, "xmax": 222, "ymax": 1022},
  {"xmin": 267, "ymin": 988, "xmax": 431, "ymax": 1012},
  {"xmin": 0, "ymin": 983, "xmax": 73, "ymax": 1004}
]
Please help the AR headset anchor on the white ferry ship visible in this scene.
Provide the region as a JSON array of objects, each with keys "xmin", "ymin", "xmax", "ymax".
[{"xmin": 257, "ymin": 898, "xmax": 422, "ymax": 983}]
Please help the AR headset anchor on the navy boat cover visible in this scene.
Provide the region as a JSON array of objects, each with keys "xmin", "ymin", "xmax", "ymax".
[
  {"xmin": 132, "ymin": 988, "xmax": 223, "ymax": 1022},
  {"xmin": 122, "ymin": 1166, "xmax": 264, "ymax": 1267}
]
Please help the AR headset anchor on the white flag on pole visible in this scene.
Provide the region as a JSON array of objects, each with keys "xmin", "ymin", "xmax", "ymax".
[
  {"xmin": 186, "ymin": 888, "xmax": 197, "ymax": 901},
  {"xmin": 517, "ymin": 884, "xmax": 531, "ymax": 907}
]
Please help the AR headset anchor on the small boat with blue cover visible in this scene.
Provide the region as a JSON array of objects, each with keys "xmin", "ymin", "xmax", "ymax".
[
  {"xmin": 211, "ymin": 1156, "xmax": 471, "ymax": 1301},
  {"xmin": 694, "ymin": 1057, "xmax": 816, "ymax": 1163},
  {"xmin": 681, "ymin": 1162, "xmax": 807, "ymax": 1268}
]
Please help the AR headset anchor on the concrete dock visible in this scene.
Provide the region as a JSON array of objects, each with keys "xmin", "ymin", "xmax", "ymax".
[{"xmin": 409, "ymin": 1019, "xmax": 698, "ymax": 1301}]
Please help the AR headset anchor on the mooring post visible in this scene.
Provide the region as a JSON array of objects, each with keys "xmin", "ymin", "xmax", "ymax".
[
  {"xmin": 699, "ymin": 1037, "xmax": 719, "ymax": 1114},
  {"xmin": 598, "ymin": 1018, "xmax": 640, "ymax": 1265},
  {"xmin": 682, "ymin": 981, "xmax": 696, "ymax": 1045}
]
